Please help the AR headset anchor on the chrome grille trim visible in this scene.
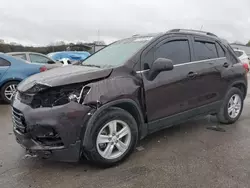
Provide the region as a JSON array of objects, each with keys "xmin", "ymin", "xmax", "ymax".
[{"xmin": 12, "ymin": 107, "xmax": 26, "ymax": 133}]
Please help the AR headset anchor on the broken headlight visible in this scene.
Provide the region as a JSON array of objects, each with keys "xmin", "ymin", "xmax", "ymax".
[
  {"xmin": 26, "ymin": 83, "xmax": 50, "ymax": 94},
  {"xmin": 70, "ymin": 86, "xmax": 91, "ymax": 104},
  {"xmin": 31, "ymin": 85, "xmax": 91, "ymax": 108}
]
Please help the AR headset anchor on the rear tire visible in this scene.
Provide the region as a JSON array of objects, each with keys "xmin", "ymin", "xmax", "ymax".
[
  {"xmin": 217, "ymin": 87, "xmax": 244, "ymax": 124},
  {"xmin": 0, "ymin": 81, "xmax": 19, "ymax": 103},
  {"xmin": 83, "ymin": 107, "xmax": 138, "ymax": 167}
]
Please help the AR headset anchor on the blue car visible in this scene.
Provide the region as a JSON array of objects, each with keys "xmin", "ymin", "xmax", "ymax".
[
  {"xmin": 48, "ymin": 51, "xmax": 90, "ymax": 62},
  {"xmin": 0, "ymin": 53, "xmax": 47, "ymax": 103}
]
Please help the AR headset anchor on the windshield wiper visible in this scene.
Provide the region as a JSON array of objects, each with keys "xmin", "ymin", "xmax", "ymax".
[{"xmin": 82, "ymin": 64, "xmax": 101, "ymax": 68}]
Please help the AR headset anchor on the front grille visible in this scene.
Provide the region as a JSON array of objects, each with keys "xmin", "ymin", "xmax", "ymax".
[{"xmin": 12, "ymin": 107, "xmax": 27, "ymax": 133}]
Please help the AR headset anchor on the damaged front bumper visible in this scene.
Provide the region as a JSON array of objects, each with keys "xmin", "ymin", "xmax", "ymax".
[{"xmin": 12, "ymin": 97, "xmax": 93, "ymax": 162}]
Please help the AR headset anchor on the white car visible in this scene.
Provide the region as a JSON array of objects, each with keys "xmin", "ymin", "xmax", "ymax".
[
  {"xmin": 234, "ymin": 49, "xmax": 249, "ymax": 65},
  {"xmin": 59, "ymin": 58, "xmax": 71, "ymax": 66}
]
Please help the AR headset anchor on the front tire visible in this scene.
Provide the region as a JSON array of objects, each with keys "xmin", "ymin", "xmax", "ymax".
[
  {"xmin": 84, "ymin": 107, "xmax": 138, "ymax": 167},
  {"xmin": 0, "ymin": 81, "xmax": 19, "ymax": 103},
  {"xmin": 217, "ymin": 87, "xmax": 244, "ymax": 124}
]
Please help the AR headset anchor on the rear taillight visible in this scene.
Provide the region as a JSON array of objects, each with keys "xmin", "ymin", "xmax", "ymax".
[
  {"xmin": 243, "ymin": 63, "xmax": 249, "ymax": 72},
  {"xmin": 39, "ymin": 66, "xmax": 47, "ymax": 72}
]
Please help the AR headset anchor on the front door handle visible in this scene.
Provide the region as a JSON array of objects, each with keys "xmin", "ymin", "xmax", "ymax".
[
  {"xmin": 223, "ymin": 62, "xmax": 229, "ymax": 68},
  {"xmin": 187, "ymin": 72, "xmax": 198, "ymax": 78}
]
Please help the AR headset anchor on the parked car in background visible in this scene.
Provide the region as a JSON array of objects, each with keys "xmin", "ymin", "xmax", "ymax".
[
  {"xmin": 231, "ymin": 43, "xmax": 250, "ymax": 57},
  {"xmin": 0, "ymin": 53, "xmax": 47, "ymax": 103},
  {"xmin": 48, "ymin": 51, "xmax": 90, "ymax": 64},
  {"xmin": 59, "ymin": 58, "xmax": 72, "ymax": 66},
  {"xmin": 7, "ymin": 52, "xmax": 62, "ymax": 69},
  {"xmin": 234, "ymin": 49, "xmax": 249, "ymax": 64},
  {"xmin": 12, "ymin": 29, "xmax": 248, "ymax": 166}
]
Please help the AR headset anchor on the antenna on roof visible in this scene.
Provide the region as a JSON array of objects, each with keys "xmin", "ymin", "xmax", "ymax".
[
  {"xmin": 200, "ymin": 25, "xmax": 203, "ymax": 31},
  {"xmin": 97, "ymin": 30, "xmax": 100, "ymax": 41}
]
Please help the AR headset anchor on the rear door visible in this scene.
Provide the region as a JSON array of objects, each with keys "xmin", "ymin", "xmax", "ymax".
[
  {"xmin": 0, "ymin": 57, "xmax": 11, "ymax": 80},
  {"xmin": 191, "ymin": 36, "xmax": 228, "ymax": 105}
]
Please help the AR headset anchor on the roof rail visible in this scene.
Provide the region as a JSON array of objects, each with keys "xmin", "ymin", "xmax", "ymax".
[
  {"xmin": 132, "ymin": 34, "xmax": 140, "ymax": 37},
  {"xmin": 168, "ymin": 29, "xmax": 217, "ymax": 37}
]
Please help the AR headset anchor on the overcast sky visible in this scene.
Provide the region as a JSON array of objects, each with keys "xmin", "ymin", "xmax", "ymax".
[{"xmin": 0, "ymin": 0, "xmax": 250, "ymax": 46}]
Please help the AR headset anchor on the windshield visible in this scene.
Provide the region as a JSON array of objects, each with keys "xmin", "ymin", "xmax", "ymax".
[{"xmin": 82, "ymin": 36, "xmax": 154, "ymax": 68}]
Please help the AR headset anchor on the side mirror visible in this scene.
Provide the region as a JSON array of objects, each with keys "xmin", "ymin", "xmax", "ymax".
[
  {"xmin": 147, "ymin": 58, "xmax": 174, "ymax": 80},
  {"xmin": 47, "ymin": 60, "xmax": 55, "ymax": 64}
]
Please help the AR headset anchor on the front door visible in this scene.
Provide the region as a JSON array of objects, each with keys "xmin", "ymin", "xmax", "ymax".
[{"xmin": 141, "ymin": 36, "xmax": 196, "ymax": 123}]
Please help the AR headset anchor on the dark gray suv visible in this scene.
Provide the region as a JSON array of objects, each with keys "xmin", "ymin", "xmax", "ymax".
[{"xmin": 12, "ymin": 29, "xmax": 248, "ymax": 166}]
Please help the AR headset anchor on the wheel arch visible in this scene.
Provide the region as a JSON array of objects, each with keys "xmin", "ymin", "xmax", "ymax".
[
  {"xmin": 112, "ymin": 100, "xmax": 146, "ymax": 139},
  {"xmin": 0, "ymin": 79, "xmax": 22, "ymax": 89},
  {"xmin": 82, "ymin": 99, "xmax": 147, "ymax": 150},
  {"xmin": 230, "ymin": 81, "xmax": 247, "ymax": 99}
]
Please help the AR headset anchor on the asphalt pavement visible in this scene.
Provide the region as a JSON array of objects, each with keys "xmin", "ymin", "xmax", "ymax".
[{"xmin": 1, "ymin": 84, "xmax": 250, "ymax": 188}]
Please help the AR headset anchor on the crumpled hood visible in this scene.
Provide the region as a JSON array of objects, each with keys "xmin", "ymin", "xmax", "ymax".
[{"xmin": 18, "ymin": 65, "xmax": 112, "ymax": 92}]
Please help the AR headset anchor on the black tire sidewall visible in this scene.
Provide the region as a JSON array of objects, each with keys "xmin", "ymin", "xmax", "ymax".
[
  {"xmin": 85, "ymin": 107, "xmax": 138, "ymax": 166},
  {"xmin": 222, "ymin": 88, "xmax": 244, "ymax": 123},
  {"xmin": 0, "ymin": 81, "xmax": 19, "ymax": 103}
]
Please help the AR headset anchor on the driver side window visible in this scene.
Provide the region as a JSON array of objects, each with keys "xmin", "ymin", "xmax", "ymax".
[
  {"xmin": 29, "ymin": 54, "xmax": 52, "ymax": 64},
  {"xmin": 154, "ymin": 40, "xmax": 191, "ymax": 65},
  {"xmin": 142, "ymin": 39, "xmax": 191, "ymax": 70}
]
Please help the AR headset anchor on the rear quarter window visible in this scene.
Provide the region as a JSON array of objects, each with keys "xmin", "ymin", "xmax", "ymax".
[
  {"xmin": 216, "ymin": 43, "xmax": 226, "ymax": 57},
  {"xmin": 0, "ymin": 57, "xmax": 11, "ymax": 66},
  {"xmin": 234, "ymin": 51, "xmax": 243, "ymax": 57},
  {"xmin": 226, "ymin": 45, "xmax": 240, "ymax": 64}
]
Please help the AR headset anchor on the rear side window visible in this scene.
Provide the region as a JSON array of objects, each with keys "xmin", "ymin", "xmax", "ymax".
[
  {"xmin": 0, "ymin": 58, "xmax": 11, "ymax": 66},
  {"xmin": 154, "ymin": 40, "xmax": 191, "ymax": 65},
  {"xmin": 30, "ymin": 54, "xmax": 51, "ymax": 64},
  {"xmin": 194, "ymin": 41, "xmax": 217, "ymax": 60},
  {"xmin": 12, "ymin": 54, "xmax": 27, "ymax": 60}
]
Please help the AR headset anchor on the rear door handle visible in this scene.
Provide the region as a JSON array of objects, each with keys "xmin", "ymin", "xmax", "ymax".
[
  {"xmin": 187, "ymin": 72, "xmax": 198, "ymax": 78},
  {"xmin": 223, "ymin": 62, "xmax": 229, "ymax": 68}
]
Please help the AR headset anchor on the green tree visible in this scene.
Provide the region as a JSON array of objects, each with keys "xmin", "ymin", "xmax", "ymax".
[{"xmin": 247, "ymin": 41, "xmax": 250, "ymax": 46}]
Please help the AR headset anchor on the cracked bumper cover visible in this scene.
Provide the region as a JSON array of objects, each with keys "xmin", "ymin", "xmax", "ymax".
[{"xmin": 12, "ymin": 98, "xmax": 93, "ymax": 162}]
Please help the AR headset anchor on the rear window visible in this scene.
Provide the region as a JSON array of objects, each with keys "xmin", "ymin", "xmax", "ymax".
[
  {"xmin": 194, "ymin": 41, "xmax": 217, "ymax": 61},
  {"xmin": 0, "ymin": 57, "xmax": 11, "ymax": 66}
]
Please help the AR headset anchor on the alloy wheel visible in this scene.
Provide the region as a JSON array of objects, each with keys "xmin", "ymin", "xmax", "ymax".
[
  {"xmin": 228, "ymin": 94, "xmax": 242, "ymax": 119},
  {"xmin": 4, "ymin": 84, "xmax": 17, "ymax": 101},
  {"xmin": 96, "ymin": 120, "xmax": 131, "ymax": 160}
]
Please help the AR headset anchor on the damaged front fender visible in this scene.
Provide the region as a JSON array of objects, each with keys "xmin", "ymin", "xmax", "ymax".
[
  {"xmin": 80, "ymin": 76, "xmax": 147, "ymax": 150},
  {"xmin": 83, "ymin": 76, "xmax": 143, "ymax": 107}
]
